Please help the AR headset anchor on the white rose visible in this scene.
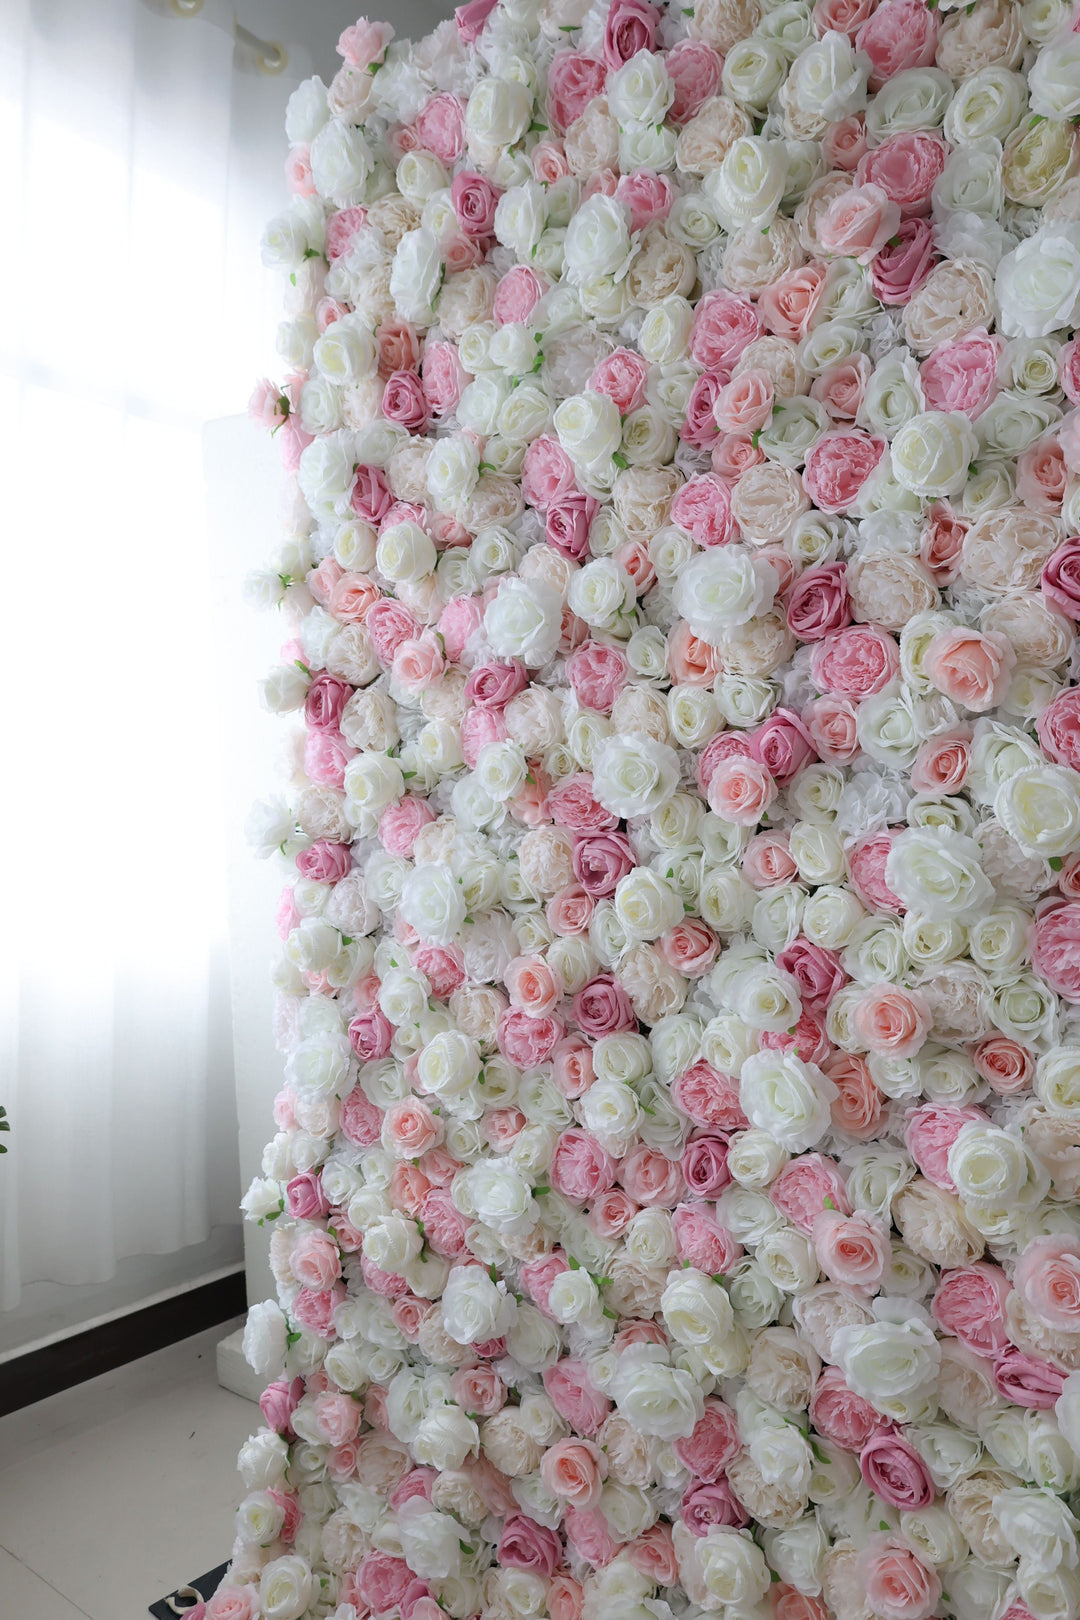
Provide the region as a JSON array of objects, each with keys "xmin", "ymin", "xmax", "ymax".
[
  {"xmin": 484, "ymin": 577, "xmax": 563, "ymax": 667},
  {"xmin": 696, "ymin": 1527, "xmax": 772, "ymax": 1610},
  {"xmin": 259, "ymin": 1555, "xmax": 313, "ymax": 1620},
  {"xmin": 638, "ymin": 296, "xmax": 694, "ymax": 365},
  {"xmin": 390, "ymin": 227, "xmax": 443, "ymax": 323},
  {"xmin": 310, "ymin": 120, "xmax": 373, "ymax": 206},
  {"xmin": 1029, "ymin": 31, "xmax": 1080, "ymax": 119},
  {"xmin": 997, "ymin": 1487, "xmax": 1080, "ymax": 1577},
  {"xmin": 1037, "ymin": 1048, "xmax": 1080, "ymax": 1117},
  {"xmin": 592, "ymin": 733, "xmax": 681, "ymax": 819},
  {"xmin": 554, "ymin": 390, "xmax": 623, "ymax": 467},
  {"xmin": 412, "ymin": 1405, "xmax": 481, "ymax": 1471},
  {"xmin": 243, "ymin": 1300, "xmax": 288, "ymax": 1379},
  {"xmin": 564, "ymin": 194, "xmax": 633, "ymax": 282},
  {"xmin": 996, "ymin": 228, "xmax": 1080, "ymax": 339},
  {"xmin": 416, "ymin": 1028, "xmax": 480, "ymax": 1101},
  {"xmin": 238, "ymin": 1430, "xmax": 288, "ymax": 1491},
  {"xmin": 673, "ymin": 547, "xmax": 777, "ymax": 645},
  {"xmin": 705, "ymin": 136, "xmax": 788, "ymax": 230},
  {"xmin": 739, "ymin": 1051, "xmax": 836, "ymax": 1152},
  {"xmin": 397, "ymin": 1501, "xmax": 464, "ymax": 1580},
  {"xmin": 661, "ymin": 1270, "xmax": 742, "ymax": 1376},
  {"xmin": 495, "ymin": 180, "xmax": 548, "ymax": 259},
  {"xmin": 441, "ymin": 1264, "xmax": 516, "ymax": 1345},
  {"xmin": 608, "ymin": 50, "xmax": 674, "ymax": 126},
  {"xmin": 465, "ymin": 1161, "xmax": 537, "ymax": 1236},
  {"xmin": 611, "ymin": 1354, "xmax": 705, "ymax": 1439},
  {"xmin": 400, "ymin": 864, "xmax": 467, "ymax": 945},
  {"xmin": 285, "ymin": 76, "xmax": 329, "ymax": 145},
  {"xmin": 944, "ymin": 67, "xmax": 1027, "ymax": 145},
  {"xmin": 568, "ymin": 558, "xmax": 637, "ymax": 630},
  {"xmin": 376, "ymin": 520, "xmax": 436, "ymax": 583},
  {"xmin": 891, "ymin": 411, "xmax": 978, "ymax": 498},
  {"xmin": 832, "ymin": 1316, "xmax": 941, "ymax": 1413},
  {"xmin": 996, "ymin": 764, "xmax": 1080, "ymax": 857},
  {"xmin": 782, "ymin": 31, "xmax": 868, "ymax": 131},
  {"xmin": 885, "ymin": 827, "xmax": 995, "ymax": 921},
  {"xmin": 427, "ymin": 435, "xmax": 480, "ymax": 512},
  {"xmin": 465, "ymin": 77, "xmax": 533, "ymax": 148}
]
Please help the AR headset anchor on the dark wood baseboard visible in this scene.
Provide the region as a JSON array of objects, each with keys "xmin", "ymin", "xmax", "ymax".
[{"xmin": 0, "ymin": 1269, "xmax": 247, "ymax": 1418}]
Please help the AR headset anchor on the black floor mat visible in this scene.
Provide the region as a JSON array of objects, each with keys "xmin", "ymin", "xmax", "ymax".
[{"xmin": 148, "ymin": 1562, "xmax": 227, "ymax": 1616}]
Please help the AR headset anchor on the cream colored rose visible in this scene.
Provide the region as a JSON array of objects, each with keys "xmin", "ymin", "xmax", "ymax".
[{"xmin": 675, "ymin": 96, "xmax": 752, "ymax": 176}]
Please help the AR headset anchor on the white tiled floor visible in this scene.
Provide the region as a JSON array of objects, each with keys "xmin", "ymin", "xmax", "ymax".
[{"xmin": 0, "ymin": 1318, "xmax": 258, "ymax": 1620}]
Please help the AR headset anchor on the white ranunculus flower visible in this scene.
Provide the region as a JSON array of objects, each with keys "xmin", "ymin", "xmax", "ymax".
[
  {"xmin": 592, "ymin": 733, "xmax": 681, "ymax": 819},
  {"xmin": 996, "ymin": 228, "xmax": 1080, "ymax": 338},
  {"xmin": 673, "ymin": 547, "xmax": 777, "ymax": 646},
  {"xmin": 484, "ymin": 578, "xmax": 563, "ymax": 666},
  {"xmin": 891, "ymin": 411, "xmax": 978, "ymax": 498},
  {"xmin": 738, "ymin": 1051, "xmax": 837, "ymax": 1152}
]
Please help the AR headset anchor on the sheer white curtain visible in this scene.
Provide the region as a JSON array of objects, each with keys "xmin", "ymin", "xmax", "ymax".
[{"xmin": 0, "ymin": 0, "xmax": 292, "ymax": 1312}]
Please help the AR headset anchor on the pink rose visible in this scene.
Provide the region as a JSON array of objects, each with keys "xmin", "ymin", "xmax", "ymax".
[
  {"xmin": 671, "ymin": 1204, "xmax": 741, "ymax": 1274},
  {"xmin": 296, "ymin": 840, "xmax": 351, "ymax": 885},
  {"xmin": 304, "ymin": 728, "xmax": 354, "ymax": 789},
  {"xmin": 1062, "ymin": 337, "xmax": 1080, "ymax": 403},
  {"xmin": 810, "ymin": 1366, "xmax": 884, "ymax": 1451},
  {"xmin": 823, "ymin": 112, "xmax": 870, "ymax": 168},
  {"xmin": 377, "ymin": 320, "xmax": 421, "ymax": 379},
  {"xmin": 620, "ymin": 1144, "xmax": 684, "ymax": 1206},
  {"xmin": 522, "ymin": 435, "xmax": 578, "ymax": 509},
  {"xmin": 1017, "ymin": 436, "xmax": 1067, "ymax": 511},
  {"xmin": 381, "ymin": 370, "xmax": 429, "ymax": 435},
  {"xmin": 777, "ymin": 938, "xmax": 846, "ymax": 1012},
  {"xmin": 848, "ymin": 829, "xmax": 906, "ymax": 913},
  {"xmin": 657, "ymin": 919, "xmax": 720, "ymax": 978},
  {"xmin": 869, "ymin": 217, "xmax": 937, "ymax": 304},
  {"xmin": 758, "ymin": 262, "xmax": 826, "ymax": 341},
  {"xmin": 748, "ymin": 708, "xmax": 817, "ymax": 785},
  {"xmin": 672, "ymin": 1060, "xmax": 748, "ymax": 1131},
  {"xmin": 680, "ymin": 1133, "xmax": 731, "ymax": 1199},
  {"xmin": 857, "ymin": 133, "xmax": 946, "ymax": 217},
  {"xmin": 681, "ymin": 371, "xmax": 723, "ymax": 448},
  {"xmin": 351, "ymin": 463, "xmax": 393, "ymax": 525},
  {"xmin": 772, "ymin": 1154, "xmax": 852, "ymax": 1233},
  {"xmin": 627, "ymin": 1525, "xmax": 678, "ymax": 1587},
  {"xmin": 248, "ymin": 377, "xmax": 290, "ymax": 430},
  {"xmin": 568, "ymin": 644, "xmax": 629, "ymax": 713},
  {"xmin": 681, "ymin": 1480, "xmax": 748, "ymax": 1535},
  {"xmin": 349, "ymin": 1007, "xmax": 393, "ymax": 1061},
  {"xmin": 337, "ymin": 18, "xmax": 392, "ymax": 67},
  {"xmin": 825, "ymin": 1051, "xmax": 884, "ymax": 1138},
  {"xmin": 993, "ymin": 1346, "xmax": 1068, "ymax": 1409},
  {"xmin": 544, "ymin": 1358, "xmax": 612, "ymax": 1435},
  {"xmin": 498, "ymin": 1515, "xmax": 562, "ymax": 1576},
  {"xmin": 905, "ymin": 1104, "xmax": 988, "ymax": 1191},
  {"xmin": 286, "ymin": 1170, "xmax": 329, "ymax": 1219},
  {"xmin": 564, "ymin": 1506, "xmax": 617, "ymax": 1566},
  {"xmin": 420, "ymin": 1189, "xmax": 468, "ymax": 1258},
  {"xmin": 695, "ymin": 731, "xmax": 753, "ymax": 795},
  {"xmin": 910, "ymin": 728, "xmax": 971, "ymax": 793},
  {"xmin": 811, "ymin": 355, "xmax": 870, "ymax": 423},
  {"xmin": 548, "ymin": 885, "xmax": 595, "ymax": 937},
  {"xmin": 493, "ymin": 264, "xmax": 547, "ymax": 326},
  {"xmin": 505, "ymin": 955, "xmax": 561, "ymax": 1017},
  {"xmin": 260, "ymin": 1376, "xmax": 304, "ymax": 1436},
  {"xmin": 548, "ymin": 1576, "xmax": 584, "ymax": 1620},
  {"xmin": 817, "ymin": 183, "xmax": 900, "ymax": 264},
  {"xmin": 451, "ymin": 170, "xmax": 501, "ymax": 239},
  {"xmin": 665, "ymin": 40, "xmax": 721, "ymax": 124},
  {"xmin": 706, "ymin": 756, "xmax": 777, "ymax": 825},
  {"xmin": 803, "ymin": 430, "xmax": 886, "ymax": 512},
  {"xmin": 589, "ymin": 346, "xmax": 649, "ymax": 414},
  {"xmin": 547, "ymin": 492, "xmax": 598, "ymax": 561},
  {"xmin": 972, "ymin": 1034, "xmax": 1034, "ymax": 1096},
  {"xmin": 855, "ymin": 0, "xmax": 938, "ymax": 88},
  {"xmin": 541, "ymin": 1439, "xmax": 606, "ymax": 1507},
  {"xmin": 393, "ymin": 632, "xmax": 446, "ymax": 695},
  {"xmin": 690, "ymin": 291, "xmax": 762, "ymax": 378},
  {"xmin": 572, "ymin": 974, "xmax": 637, "ymax": 1035},
  {"xmin": 920, "ymin": 331, "xmax": 1000, "ymax": 418},
  {"xmin": 461, "ymin": 704, "xmax": 506, "ymax": 768},
  {"xmin": 547, "ymin": 50, "xmax": 609, "ymax": 135},
  {"xmin": 853, "ymin": 985, "xmax": 931, "ymax": 1059},
  {"xmin": 803, "ymin": 696, "xmax": 860, "ymax": 763},
  {"xmin": 497, "ymin": 1007, "xmax": 563, "ymax": 1065},
  {"xmin": 932, "ymin": 1262, "xmax": 1011, "ymax": 1355},
  {"xmin": 292, "ymin": 1229, "xmax": 343, "ymax": 1291},
  {"xmin": 815, "ymin": 0, "xmax": 875, "ymax": 33},
  {"xmin": 742, "ymin": 832, "xmax": 798, "ymax": 887},
  {"xmin": 924, "ymin": 626, "xmax": 1015, "ymax": 712},
  {"xmin": 325, "ymin": 206, "xmax": 367, "ymax": 261},
  {"xmin": 860, "ymin": 1432, "xmax": 935, "ymax": 1510},
  {"xmin": 1039, "ymin": 688, "xmax": 1080, "ymax": 772},
  {"xmin": 786, "ymin": 563, "xmax": 851, "ymax": 641},
  {"xmin": 292, "ymin": 1282, "xmax": 345, "ymax": 1338},
  {"xmin": 811, "ymin": 624, "xmax": 900, "ymax": 697},
  {"xmin": 437, "ymin": 593, "xmax": 483, "ymax": 663},
  {"xmin": 614, "ymin": 170, "xmax": 673, "ymax": 234},
  {"xmin": 383, "ymin": 1098, "xmax": 441, "ymax": 1158},
  {"xmin": 673, "ymin": 1398, "xmax": 741, "ymax": 1482},
  {"xmin": 572, "ymin": 831, "xmax": 636, "ymax": 897},
  {"xmin": 455, "ymin": 0, "xmax": 498, "ymax": 42},
  {"xmin": 712, "ymin": 369, "xmax": 774, "ymax": 435},
  {"xmin": 1032, "ymin": 901, "xmax": 1080, "ymax": 1002},
  {"xmin": 1042, "ymin": 538, "xmax": 1080, "ymax": 618},
  {"xmin": 603, "ymin": 0, "xmax": 659, "ymax": 66},
  {"xmin": 422, "ymin": 341, "xmax": 468, "ymax": 417},
  {"xmin": 465, "ymin": 661, "xmax": 528, "ymax": 709},
  {"xmin": 358, "ymin": 1554, "xmax": 416, "ymax": 1615},
  {"xmin": 207, "ymin": 1589, "xmax": 257, "ymax": 1620},
  {"xmin": 379, "ymin": 796, "xmax": 436, "ymax": 859},
  {"xmin": 1015, "ymin": 1234, "xmax": 1080, "ymax": 1332},
  {"xmin": 858, "ymin": 1540, "xmax": 940, "ymax": 1620}
]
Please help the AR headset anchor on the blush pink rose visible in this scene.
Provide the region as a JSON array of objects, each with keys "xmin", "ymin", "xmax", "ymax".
[
  {"xmin": 673, "ymin": 1398, "xmax": 741, "ymax": 1482},
  {"xmin": 668, "ymin": 620, "xmax": 723, "ymax": 685},
  {"xmin": 856, "ymin": 0, "xmax": 938, "ymax": 88},
  {"xmin": 803, "ymin": 431, "xmax": 886, "ymax": 511},
  {"xmin": 672, "ymin": 1060, "xmax": 748, "ymax": 1131},
  {"xmin": 522, "ymin": 435, "xmax": 578, "ymax": 509},
  {"xmin": 620, "ymin": 1144, "xmax": 684, "ymax": 1206},
  {"xmin": 905, "ymin": 1104, "xmax": 988, "ymax": 1191},
  {"xmin": 853, "ymin": 985, "xmax": 931, "ymax": 1058},
  {"xmin": 422, "ymin": 341, "xmax": 468, "ymax": 416},
  {"xmin": 869, "ymin": 217, "xmax": 937, "ymax": 304},
  {"xmin": 292, "ymin": 1229, "xmax": 343, "ymax": 1292},
  {"xmin": 815, "ymin": 0, "xmax": 875, "ymax": 33},
  {"xmin": 817, "ymin": 183, "xmax": 901, "ymax": 264},
  {"xmin": 706, "ymin": 755, "xmax": 778, "ymax": 824},
  {"xmin": 393, "ymin": 632, "xmax": 446, "ymax": 695},
  {"xmin": 1032, "ymin": 900, "xmax": 1080, "ymax": 1002},
  {"xmin": 348, "ymin": 1010, "xmax": 393, "ymax": 1061},
  {"xmin": 1014, "ymin": 1235, "xmax": 1080, "ymax": 1332},
  {"xmin": 824, "ymin": 1051, "xmax": 884, "ymax": 1139},
  {"xmin": 803, "ymin": 696, "xmax": 860, "ymax": 763},
  {"xmin": 588, "ymin": 1187, "xmax": 639, "ymax": 1238},
  {"xmin": 813, "ymin": 1209, "xmax": 890, "ymax": 1291},
  {"xmin": 541, "ymin": 1439, "xmax": 606, "ymax": 1507},
  {"xmin": 972, "ymin": 1034, "xmax": 1034, "ymax": 1096},
  {"xmin": 666, "ymin": 39, "xmax": 721, "ymax": 124},
  {"xmin": 695, "ymin": 730, "xmax": 754, "ymax": 796},
  {"xmin": 547, "ymin": 50, "xmax": 609, "ymax": 134},
  {"xmin": 811, "ymin": 355, "xmax": 870, "ymax": 423},
  {"xmin": 920, "ymin": 331, "xmax": 1000, "ymax": 419},
  {"xmin": 1018, "ymin": 436, "xmax": 1067, "ymax": 511},
  {"xmin": 493, "ymin": 264, "xmax": 547, "ymax": 326},
  {"xmin": 690, "ymin": 290, "xmax": 763, "ymax": 377},
  {"xmin": 924, "ymin": 627, "xmax": 1015, "ymax": 711},
  {"xmin": 910, "ymin": 728, "xmax": 971, "ymax": 793},
  {"xmin": 712, "ymin": 433, "xmax": 764, "ymax": 479},
  {"xmin": 551, "ymin": 1129, "xmax": 618, "ymax": 1202},
  {"xmin": 712, "ymin": 369, "xmax": 774, "ymax": 435},
  {"xmin": 858, "ymin": 1541, "xmax": 941, "ymax": 1620},
  {"xmin": 857, "ymin": 133, "xmax": 946, "ymax": 217},
  {"xmin": 544, "ymin": 1358, "xmax": 612, "ymax": 1435},
  {"xmin": 340, "ymin": 1088, "xmax": 383, "ymax": 1147},
  {"xmin": 657, "ymin": 919, "xmax": 720, "ymax": 978},
  {"xmin": 498, "ymin": 1008, "xmax": 563, "ymax": 1065},
  {"xmin": 809, "ymin": 1366, "xmax": 884, "ymax": 1451},
  {"xmin": 337, "ymin": 19, "xmax": 392, "ymax": 67},
  {"xmin": 461, "ymin": 704, "xmax": 506, "ymax": 768},
  {"xmin": 772, "ymin": 1153, "xmax": 852, "ymax": 1233},
  {"xmin": 758, "ymin": 262, "xmax": 826, "ymax": 341},
  {"xmin": 1038, "ymin": 688, "xmax": 1080, "ymax": 772},
  {"xmin": 520, "ymin": 1253, "xmax": 570, "ymax": 1316},
  {"xmin": 379, "ymin": 796, "xmax": 436, "ymax": 858},
  {"xmin": 823, "ymin": 112, "xmax": 870, "ymax": 169},
  {"xmin": 505, "ymin": 955, "xmax": 561, "ymax": 1017},
  {"xmin": 383, "ymin": 1098, "xmax": 442, "ymax": 1157},
  {"xmin": 546, "ymin": 774, "xmax": 617, "ymax": 832},
  {"xmin": 415, "ymin": 93, "xmax": 466, "ymax": 162},
  {"xmin": 548, "ymin": 884, "xmax": 595, "ymax": 937},
  {"xmin": 742, "ymin": 832, "xmax": 798, "ymax": 887}
]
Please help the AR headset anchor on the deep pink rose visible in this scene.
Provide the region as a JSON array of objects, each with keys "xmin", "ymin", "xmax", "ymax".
[
  {"xmin": 920, "ymin": 331, "xmax": 1000, "ymax": 419},
  {"xmin": 547, "ymin": 492, "xmax": 598, "ymax": 560},
  {"xmin": 993, "ymin": 1347, "xmax": 1068, "ymax": 1409},
  {"xmin": 681, "ymin": 1133, "xmax": 731, "ymax": 1199},
  {"xmin": 786, "ymin": 563, "xmax": 851, "ymax": 640},
  {"xmin": 858, "ymin": 133, "xmax": 946, "ymax": 217},
  {"xmin": 351, "ymin": 463, "xmax": 393, "ymax": 525},
  {"xmin": 681, "ymin": 1480, "xmax": 749, "ymax": 1535},
  {"xmin": 544, "ymin": 1358, "xmax": 612, "ymax": 1434},
  {"xmin": 856, "ymin": 0, "xmax": 938, "ymax": 87},
  {"xmin": 771, "ymin": 1154, "xmax": 851, "ymax": 1233},
  {"xmin": 665, "ymin": 40, "xmax": 722, "ymax": 124},
  {"xmin": 748, "ymin": 708, "xmax": 817, "ymax": 784},
  {"xmin": 465, "ymin": 661, "xmax": 529, "ymax": 708},
  {"xmin": 572, "ymin": 974, "xmax": 637, "ymax": 1035},
  {"xmin": 932, "ymin": 1263, "xmax": 1011, "ymax": 1356},
  {"xmin": 1042, "ymin": 539, "xmax": 1080, "ymax": 618},
  {"xmin": 603, "ymin": 0, "xmax": 659, "ymax": 67},
  {"xmin": 905, "ymin": 1104, "xmax": 988, "ymax": 1191},
  {"xmin": 572, "ymin": 831, "xmax": 636, "ymax": 897},
  {"xmin": 810, "ymin": 1366, "xmax": 883, "ymax": 1451},
  {"xmin": 860, "ymin": 1431, "xmax": 935, "ymax": 1509},
  {"xmin": 451, "ymin": 170, "xmax": 501, "ymax": 238},
  {"xmin": 381, "ymin": 370, "xmax": 429, "ymax": 435},
  {"xmin": 286, "ymin": 1170, "xmax": 329, "ymax": 1219},
  {"xmin": 670, "ymin": 472, "xmax": 735, "ymax": 546},
  {"xmin": 672, "ymin": 1061, "xmax": 748, "ymax": 1131},
  {"xmin": 455, "ymin": 0, "xmax": 498, "ymax": 42},
  {"xmin": 682, "ymin": 371, "xmax": 723, "ymax": 448},
  {"xmin": 260, "ymin": 1376, "xmax": 304, "ymax": 1435},
  {"xmin": 304, "ymin": 671, "xmax": 351, "ymax": 731},
  {"xmin": 869, "ymin": 218, "xmax": 937, "ymax": 305},
  {"xmin": 673, "ymin": 1398, "xmax": 741, "ymax": 1482},
  {"xmin": 690, "ymin": 290, "xmax": 762, "ymax": 378},
  {"xmin": 1037, "ymin": 688, "xmax": 1080, "ymax": 771},
  {"xmin": 1032, "ymin": 901, "xmax": 1080, "ymax": 1002},
  {"xmin": 547, "ymin": 50, "xmax": 609, "ymax": 135},
  {"xmin": 498, "ymin": 1516, "xmax": 562, "ymax": 1576},
  {"xmin": 551, "ymin": 1129, "xmax": 618, "ymax": 1202},
  {"xmin": 498, "ymin": 1007, "xmax": 563, "ymax": 1065},
  {"xmin": 803, "ymin": 431, "xmax": 886, "ymax": 511},
  {"xmin": 296, "ymin": 840, "xmax": 351, "ymax": 884},
  {"xmin": 777, "ymin": 938, "xmax": 846, "ymax": 1011},
  {"xmin": 671, "ymin": 1204, "xmax": 742, "ymax": 1274}
]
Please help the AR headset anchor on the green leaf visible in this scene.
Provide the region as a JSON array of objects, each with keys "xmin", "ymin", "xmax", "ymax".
[
  {"xmin": 612, "ymin": 451, "xmax": 629, "ymax": 469},
  {"xmin": 533, "ymin": 1186, "xmax": 550, "ymax": 1197},
  {"xmin": 1050, "ymin": 856, "xmax": 1064, "ymax": 870},
  {"xmin": 294, "ymin": 659, "xmax": 311, "ymax": 676},
  {"xmin": 567, "ymin": 1254, "xmax": 581, "ymax": 1270},
  {"xmin": 489, "ymin": 1262, "xmax": 498, "ymax": 1282}
]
